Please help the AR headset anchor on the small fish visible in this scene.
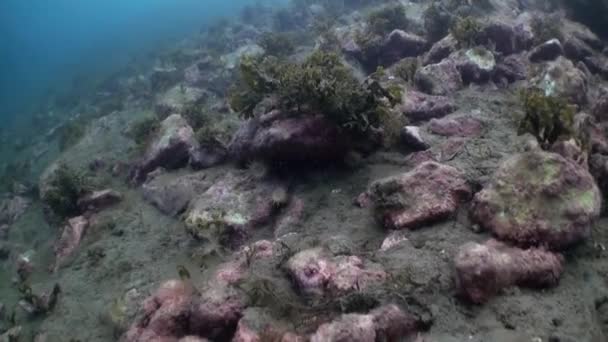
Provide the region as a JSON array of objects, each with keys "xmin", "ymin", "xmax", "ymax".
[{"xmin": 176, "ymin": 265, "xmax": 191, "ymax": 280}]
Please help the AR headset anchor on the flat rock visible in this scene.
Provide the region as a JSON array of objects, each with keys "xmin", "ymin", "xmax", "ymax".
[
  {"xmin": 142, "ymin": 171, "xmax": 212, "ymax": 217},
  {"xmin": 369, "ymin": 162, "xmax": 471, "ymax": 230},
  {"xmin": 471, "ymin": 151, "xmax": 601, "ymax": 250},
  {"xmin": 77, "ymin": 189, "xmax": 122, "ymax": 212},
  {"xmin": 428, "ymin": 116, "xmax": 483, "ymax": 137},
  {"xmin": 399, "ymin": 90, "xmax": 457, "ymax": 122}
]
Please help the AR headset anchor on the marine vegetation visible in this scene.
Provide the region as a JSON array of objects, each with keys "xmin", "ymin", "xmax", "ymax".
[
  {"xmin": 450, "ymin": 16, "xmax": 482, "ymax": 48},
  {"xmin": 530, "ymin": 13, "xmax": 564, "ymax": 45},
  {"xmin": 182, "ymin": 103, "xmax": 208, "ymax": 131},
  {"xmin": 42, "ymin": 163, "xmax": 89, "ymax": 219},
  {"xmin": 127, "ymin": 116, "xmax": 160, "ymax": 148},
  {"xmin": 366, "ymin": 3, "xmax": 409, "ymax": 36},
  {"xmin": 517, "ymin": 88, "xmax": 576, "ymax": 149},
  {"xmin": 229, "ymin": 51, "xmax": 391, "ymax": 133},
  {"xmin": 394, "ymin": 57, "xmax": 419, "ymax": 84},
  {"xmin": 258, "ymin": 32, "xmax": 296, "ymax": 58},
  {"xmin": 58, "ymin": 119, "xmax": 86, "ymax": 151},
  {"xmin": 422, "ymin": 2, "xmax": 452, "ymax": 42}
]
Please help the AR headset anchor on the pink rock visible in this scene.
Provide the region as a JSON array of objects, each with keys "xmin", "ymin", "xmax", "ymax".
[
  {"xmin": 454, "ymin": 239, "xmax": 564, "ymax": 303},
  {"xmin": 311, "ymin": 305, "xmax": 417, "ymax": 342},
  {"xmin": 53, "ymin": 216, "xmax": 88, "ymax": 271},
  {"xmin": 405, "ymin": 150, "xmax": 437, "ymax": 166},
  {"xmin": 369, "ymin": 162, "xmax": 471, "ymax": 230},
  {"xmin": 428, "ymin": 116, "xmax": 483, "ymax": 137},
  {"xmin": 354, "ymin": 192, "xmax": 373, "ymax": 209},
  {"xmin": 189, "ymin": 284, "xmax": 245, "ymax": 340},
  {"xmin": 380, "ymin": 231, "xmax": 409, "ymax": 252},
  {"xmin": 78, "ymin": 189, "xmax": 122, "ymax": 212},
  {"xmin": 124, "ymin": 280, "xmax": 195, "ymax": 342},
  {"xmin": 179, "ymin": 337, "xmax": 209, "ymax": 342},
  {"xmin": 286, "ymin": 248, "xmax": 386, "ymax": 297},
  {"xmin": 399, "ymin": 90, "xmax": 457, "ymax": 122}
]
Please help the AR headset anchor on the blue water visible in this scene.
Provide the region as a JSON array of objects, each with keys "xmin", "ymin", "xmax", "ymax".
[{"xmin": 0, "ymin": 0, "xmax": 283, "ymax": 125}]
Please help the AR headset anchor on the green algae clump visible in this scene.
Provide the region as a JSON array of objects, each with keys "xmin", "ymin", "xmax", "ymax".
[
  {"xmin": 229, "ymin": 51, "xmax": 388, "ymax": 133},
  {"xmin": 366, "ymin": 3, "xmax": 409, "ymax": 36},
  {"xmin": 450, "ymin": 16, "xmax": 482, "ymax": 48},
  {"xmin": 42, "ymin": 164, "xmax": 88, "ymax": 219},
  {"xmin": 518, "ymin": 88, "xmax": 576, "ymax": 149},
  {"xmin": 128, "ymin": 116, "xmax": 161, "ymax": 149}
]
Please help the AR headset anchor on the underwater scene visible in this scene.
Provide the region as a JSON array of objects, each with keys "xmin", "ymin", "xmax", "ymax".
[{"xmin": 3, "ymin": 0, "xmax": 608, "ymax": 341}]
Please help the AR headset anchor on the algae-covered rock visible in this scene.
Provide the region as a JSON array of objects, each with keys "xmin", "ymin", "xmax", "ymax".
[
  {"xmin": 399, "ymin": 90, "xmax": 457, "ymax": 122},
  {"xmin": 142, "ymin": 171, "xmax": 212, "ymax": 217},
  {"xmin": 155, "ymin": 85, "xmax": 208, "ymax": 116},
  {"xmin": 471, "ymin": 151, "xmax": 601, "ymax": 250},
  {"xmin": 452, "ymin": 47, "xmax": 496, "ymax": 84},
  {"xmin": 369, "ymin": 162, "xmax": 472, "ymax": 230},
  {"xmin": 532, "ymin": 56, "xmax": 588, "ymax": 106},
  {"xmin": 414, "ymin": 59, "xmax": 463, "ymax": 95},
  {"xmin": 183, "ymin": 172, "xmax": 281, "ymax": 247}
]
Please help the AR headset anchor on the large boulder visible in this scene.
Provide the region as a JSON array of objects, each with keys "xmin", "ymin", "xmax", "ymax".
[
  {"xmin": 477, "ymin": 19, "xmax": 533, "ymax": 55},
  {"xmin": 454, "ymin": 239, "xmax": 563, "ymax": 304},
  {"xmin": 229, "ymin": 110, "xmax": 348, "ymax": 165},
  {"xmin": 368, "ymin": 162, "xmax": 471, "ymax": 230},
  {"xmin": 414, "ymin": 59, "xmax": 463, "ymax": 95},
  {"xmin": 131, "ymin": 114, "xmax": 199, "ymax": 183},
  {"xmin": 471, "ymin": 151, "xmax": 601, "ymax": 250},
  {"xmin": 529, "ymin": 39, "xmax": 564, "ymax": 62},
  {"xmin": 492, "ymin": 54, "xmax": 528, "ymax": 85},
  {"xmin": 531, "ymin": 56, "xmax": 588, "ymax": 106},
  {"xmin": 285, "ymin": 247, "xmax": 387, "ymax": 298},
  {"xmin": 399, "ymin": 90, "xmax": 457, "ymax": 122}
]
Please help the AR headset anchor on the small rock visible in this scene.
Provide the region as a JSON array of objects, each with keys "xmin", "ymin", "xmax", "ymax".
[
  {"xmin": 142, "ymin": 171, "xmax": 211, "ymax": 217},
  {"xmin": 563, "ymin": 35, "xmax": 594, "ymax": 62},
  {"xmin": 401, "ymin": 126, "xmax": 429, "ymax": 151},
  {"xmin": 455, "ymin": 239, "xmax": 563, "ymax": 303},
  {"xmin": 77, "ymin": 189, "xmax": 122, "ymax": 212},
  {"xmin": 529, "ymin": 39, "xmax": 564, "ymax": 62},
  {"xmin": 189, "ymin": 144, "xmax": 227, "ymax": 170},
  {"xmin": 0, "ymin": 195, "xmax": 30, "ymax": 226},
  {"xmin": 369, "ymin": 162, "xmax": 471, "ymax": 230},
  {"xmin": 0, "ymin": 243, "xmax": 10, "ymax": 260},
  {"xmin": 188, "ymin": 284, "xmax": 246, "ymax": 340},
  {"xmin": 380, "ymin": 231, "xmax": 409, "ymax": 252},
  {"xmin": 0, "ymin": 224, "xmax": 8, "ymax": 240},
  {"xmin": 428, "ymin": 116, "xmax": 483, "ymax": 137},
  {"xmin": 399, "ymin": 90, "xmax": 457, "ymax": 122},
  {"xmin": 582, "ymin": 55, "xmax": 608, "ymax": 79},
  {"xmin": 532, "ymin": 56, "xmax": 588, "ymax": 106},
  {"xmin": 354, "ymin": 192, "xmax": 373, "ymax": 209},
  {"xmin": 54, "ymin": 216, "xmax": 89, "ymax": 271},
  {"xmin": 452, "ymin": 47, "xmax": 496, "ymax": 84},
  {"xmin": 414, "ymin": 59, "xmax": 463, "ymax": 95}
]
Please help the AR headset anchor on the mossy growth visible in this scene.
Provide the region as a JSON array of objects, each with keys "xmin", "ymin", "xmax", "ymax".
[
  {"xmin": 450, "ymin": 16, "xmax": 482, "ymax": 48},
  {"xmin": 230, "ymin": 51, "xmax": 391, "ymax": 133},
  {"xmin": 258, "ymin": 32, "xmax": 296, "ymax": 58},
  {"xmin": 530, "ymin": 14, "xmax": 564, "ymax": 45},
  {"xmin": 58, "ymin": 119, "xmax": 86, "ymax": 151},
  {"xmin": 127, "ymin": 116, "xmax": 160, "ymax": 149},
  {"xmin": 366, "ymin": 3, "xmax": 409, "ymax": 36},
  {"xmin": 182, "ymin": 103, "xmax": 208, "ymax": 131},
  {"xmin": 394, "ymin": 57, "xmax": 419, "ymax": 83},
  {"xmin": 42, "ymin": 164, "xmax": 88, "ymax": 219},
  {"xmin": 423, "ymin": 2, "xmax": 452, "ymax": 42},
  {"xmin": 518, "ymin": 88, "xmax": 576, "ymax": 149}
]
